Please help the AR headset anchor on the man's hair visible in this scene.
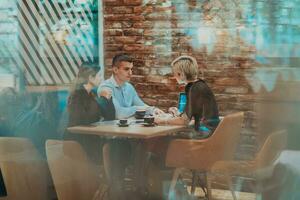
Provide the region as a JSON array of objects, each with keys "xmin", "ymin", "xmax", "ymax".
[
  {"xmin": 112, "ymin": 54, "xmax": 133, "ymax": 67},
  {"xmin": 171, "ymin": 55, "xmax": 202, "ymax": 81}
]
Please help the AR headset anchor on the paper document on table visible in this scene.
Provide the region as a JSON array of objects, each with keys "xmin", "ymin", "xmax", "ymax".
[{"xmin": 93, "ymin": 120, "xmax": 118, "ymax": 126}]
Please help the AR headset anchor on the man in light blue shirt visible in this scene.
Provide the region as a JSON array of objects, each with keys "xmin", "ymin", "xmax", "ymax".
[
  {"xmin": 97, "ymin": 54, "xmax": 164, "ymax": 198},
  {"xmin": 97, "ymin": 54, "xmax": 162, "ymax": 119}
]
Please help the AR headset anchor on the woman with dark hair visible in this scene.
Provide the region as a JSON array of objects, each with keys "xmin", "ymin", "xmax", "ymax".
[
  {"xmin": 68, "ymin": 66, "xmax": 101, "ymax": 126},
  {"xmin": 65, "ymin": 64, "xmax": 112, "ymax": 164}
]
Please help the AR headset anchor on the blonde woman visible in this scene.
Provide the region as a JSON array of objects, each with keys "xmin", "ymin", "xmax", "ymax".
[{"xmin": 155, "ymin": 55, "xmax": 220, "ymax": 138}]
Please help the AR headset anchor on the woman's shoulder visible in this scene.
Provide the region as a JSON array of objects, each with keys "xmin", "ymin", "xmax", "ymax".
[
  {"xmin": 71, "ymin": 88, "xmax": 86, "ymax": 96},
  {"xmin": 191, "ymin": 79, "xmax": 209, "ymax": 90},
  {"xmin": 68, "ymin": 88, "xmax": 88, "ymax": 102}
]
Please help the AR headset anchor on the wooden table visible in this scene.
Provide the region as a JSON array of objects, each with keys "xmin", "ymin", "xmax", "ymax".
[
  {"xmin": 67, "ymin": 121, "xmax": 186, "ymax": 196},
  {"xmin": 67, "ymin": 122, "xmax": 186, "ymax": 139}
]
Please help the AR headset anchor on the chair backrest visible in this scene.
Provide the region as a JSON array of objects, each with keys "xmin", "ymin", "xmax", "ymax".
[
  {"xmin": 0, "ymin": 137, "xmax": 51, "ymax": 200},
  {"xmin": 254, "ymin": 130, "xmax": 287, "ymax": 168},
  {"xmin": 45, "ymin": 140, "xmax": 99, "ymax": 200},
  {"xmin": 208, "ymin": 112, "xmax": 244, "ymax": 160}
]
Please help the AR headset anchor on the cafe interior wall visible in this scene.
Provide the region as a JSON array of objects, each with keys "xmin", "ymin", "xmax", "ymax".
[
  {"xmin": 103, "ymin": 0, "xmax": 300, "ymax": 157},
  {"xmin": 0, "ymin": 0, "xmax": 300, "ymax": 157}
]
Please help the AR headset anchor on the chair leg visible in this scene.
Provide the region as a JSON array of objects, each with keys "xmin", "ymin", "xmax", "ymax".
[
  {"xmin": 225, "ymin": 174, "xmax": 237, "ymax": 200},
  {"xmin": 168, "ymin": 168, "xmax": 183, "ymax": 200},
  {"xmin": 191, "ymin": 170, "xmax": 196, "ymax": 195},
  {"xmin": 206, "ymin": 172, "xmax": 212, "ymax": 200},
  {"xmin": 102, "ymin": 143, "xmax": 111, "ymax": 183}
]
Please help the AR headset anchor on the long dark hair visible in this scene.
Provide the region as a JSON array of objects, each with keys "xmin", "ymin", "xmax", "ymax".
[{"xmin": 71, "ymin": 64, "xmax": 100, "ymax": 92}]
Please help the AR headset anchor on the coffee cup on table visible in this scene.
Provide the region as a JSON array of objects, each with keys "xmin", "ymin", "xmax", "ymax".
[
  {"xmin": 144, "ymin": 116, "xmax": 155, "ymax": 125},
  {"xmin": 135, "ymin": 109, "xmax": 146, "ymax": 119},
  {"xmin": 119, "ymin": 119, "xmax": 128, "ymax": 125}
]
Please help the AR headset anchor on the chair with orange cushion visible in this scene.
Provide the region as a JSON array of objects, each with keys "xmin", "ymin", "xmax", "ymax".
[
  {"xmin": 211, "ymin": 130, "xmax": 287, "ymax": 200},
  {"xmin": 166, "ymin": 112, "xmax": 244, "ymax": 200}
]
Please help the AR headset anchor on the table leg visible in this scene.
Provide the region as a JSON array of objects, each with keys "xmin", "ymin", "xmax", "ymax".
[{"xmin": 133, "ymin": 140, "xmax": 151, "ymax": 196}]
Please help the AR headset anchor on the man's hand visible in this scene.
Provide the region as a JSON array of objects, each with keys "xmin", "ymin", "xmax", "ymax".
[
  {"xmin": 99, "ymin": 88, "xmax": 112, "ymax": 99},
  {"xmin": 153, "ymin": 107, "xmax": 165, "ymax": 116},
  {"xmin": 154, "ymin": 117, "xmax": 165, "ymax": 125}
]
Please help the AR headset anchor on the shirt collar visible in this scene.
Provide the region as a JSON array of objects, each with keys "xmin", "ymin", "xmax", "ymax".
[{"xmin": 109, "ymin": 75, "xmax": 126, "ymax": 88}]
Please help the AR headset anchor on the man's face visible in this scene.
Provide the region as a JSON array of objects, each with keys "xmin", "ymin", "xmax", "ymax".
[
  {"xmin": 173, "ymin": 68, "xmax": 185, "ymax": 85},
  {"xmin": 113, "ymin": 61, "xmax": 133, "ymax": 83}
]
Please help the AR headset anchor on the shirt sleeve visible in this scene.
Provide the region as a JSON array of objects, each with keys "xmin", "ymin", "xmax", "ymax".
[
  {"xmin": 97, "ymin": 82, "xmax": 113, "ymax": 97},
  {"xmin": 112, "ymin": 97, "xmax": 136, "ymax": 119},
  {"xmin": 114, "ymin": 84, "xmax": 148, "ymax": 119},
  {"xmin": 131, "ymin": 84, "xmax": 147, "ymax": 106}
]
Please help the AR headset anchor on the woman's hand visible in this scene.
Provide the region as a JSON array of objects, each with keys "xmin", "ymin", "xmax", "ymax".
[
  {"xmin": 168, "ymin": 107, "xmax": 179, "ymax": 117},
  {"xmin": 99, "ymin": 88, "xmax": 112, "ymax": 99}
]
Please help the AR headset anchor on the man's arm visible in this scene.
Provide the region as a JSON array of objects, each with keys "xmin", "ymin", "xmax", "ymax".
[
  {"xmin": 112, "ymin": 97, "xmax": 137, "ymax": 119},
  {"xmin": 130, "ymin": 84, "xmax": 166, "ymax": 116},
  {"xmin": 98, "ymin": 82, "xmax": 139, "ymax": 119},
  {"xmin": 97, "ymin": 83, "xmax": 113, "ymax": 98},
  {"xmin": 113, "ymin": 84, "xmax": 147, "ymax": 119},
  {"xmin": 131, "ymin": 85, "xmax": 147, "ymax": 106}
]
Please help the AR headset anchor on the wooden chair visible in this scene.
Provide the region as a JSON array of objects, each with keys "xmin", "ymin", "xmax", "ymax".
[
  {"xmin": 46, "ymin": 140, "xmax": 104, "ymax": 200},
  {"xmin": 211, "ymin": 130, "xmax": 287, "ymax": 200},
  {"xmin": 166, "ymin": 112, "xmax": 244, "ymax": 199},
  {"xmin": 0, "ymin": 137, "xmax": 51, "ymax": 200}
]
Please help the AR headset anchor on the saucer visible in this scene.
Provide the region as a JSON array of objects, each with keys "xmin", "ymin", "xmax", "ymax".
[
  {"xmin": 117, "ymin": 123, "xmax": 129, "ymax": 127},
  {"xmin": 142, "ymin": 123, "xmax": 155, "ymax": 127}
]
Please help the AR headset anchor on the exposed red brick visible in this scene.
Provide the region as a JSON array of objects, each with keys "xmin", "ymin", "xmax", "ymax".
[
  {"xmin": 133, "ymin": 21, "xmax": 154, "ymax": 28},
  {"xmin": 104, "ymin": 44, "xmax": 123, "ymax": 51},
  {"xmin": 104, "ymin": 29, "xmax": 123, "ymax": 36},
  {"xmin": 103, "ymin": 0, "xmax": 123, "ymax": 6},
  {"xmin": 111, "ymin": 6, "xmax": 133, "ymax": 14},
  {"xmin": 123, "ymin": 0, "xmax": 142, "ymax": 6},
  {"xmin": 123, "ymin": 28, "xmax": 144, "ymax": 36},
  {"xmin": 133, "ymin": 6, "xmax": 153, "ymax": 14},
  {"xmin": 114, "ymin": 36, "xmax": 139, "ymax": 44},
  {"xmin": 123, "ymin": 44, "xmax": 145, "ymax": 51},
  {"xmin": 103, "ymin": 1, "xmax": 259, "ymax": 155},
  {"xmin": 105, "ymin": 14, "xmax": 145, "ymax": 21}
]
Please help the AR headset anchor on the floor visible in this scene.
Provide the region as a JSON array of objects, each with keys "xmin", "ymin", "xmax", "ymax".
[{"xmin": 191, "ymin": 187, "xmax": 256, "ymax": 200}]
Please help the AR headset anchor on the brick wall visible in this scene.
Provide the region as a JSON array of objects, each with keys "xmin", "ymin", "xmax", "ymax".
[
  {"xmin": 103, "ymin": 0, "xmax": 257, "ymax": 110},
  {"xmin": 103, "ymin": 0, "xmax": 260, "ymax": 158},
  {"xmin": 1, "ymin": 0, "xmax": 298, "ymax": 158}
]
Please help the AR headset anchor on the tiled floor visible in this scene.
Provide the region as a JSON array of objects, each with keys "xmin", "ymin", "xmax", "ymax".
[{"xmin": 191, "ymin": 187, "xmax": 256, "ymax": 200}]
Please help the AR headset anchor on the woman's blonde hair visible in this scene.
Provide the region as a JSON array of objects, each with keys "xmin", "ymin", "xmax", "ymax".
[{"xmin": 171, "ymin": 55, "xmax": 202, "ymax": 81}]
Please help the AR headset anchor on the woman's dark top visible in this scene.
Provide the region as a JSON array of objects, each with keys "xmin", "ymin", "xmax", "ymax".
[
  {"xmin": 65, "ymin": 86, "xmax": 103, "ymax": 164},
  {"xmin": 184, "ymin": 79, "xmax": 219, "ymax": 133},
  {"xmin": 67, "ymin": 86, "xmax": 101, "ymax": 127}
]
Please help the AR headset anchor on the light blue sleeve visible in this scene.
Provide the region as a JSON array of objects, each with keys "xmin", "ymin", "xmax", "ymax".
[
  {"xmin": 113, "ymin": 84, "xmax": 146, "ymax": 119},
  {"xmin": 97, "ymin": 82, "xmax": 113, "ymax": 97},
  {"xmin": 112, "ymin": 97, "xmax": 136, "ymax": 119},
  {"xmin": 132, "ymin": 87, "xmax": 147, "ymax": 106}
]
